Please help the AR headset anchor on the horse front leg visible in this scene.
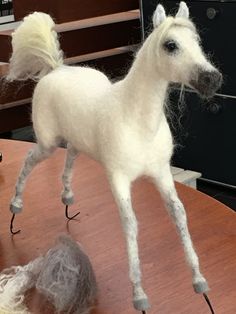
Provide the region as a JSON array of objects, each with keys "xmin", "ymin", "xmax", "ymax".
[
  {"xmin": 152, "ymin": 164, "xmax": 209, "ymax": 294},
  {"xmin": 108, "ymin": 171, "xmax": 150, "ymax": 312}
]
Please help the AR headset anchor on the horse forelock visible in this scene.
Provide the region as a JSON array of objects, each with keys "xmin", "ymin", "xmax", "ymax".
[{"xmin": 157, "ymin": 16, "xmax": 197, "ymax": 41}]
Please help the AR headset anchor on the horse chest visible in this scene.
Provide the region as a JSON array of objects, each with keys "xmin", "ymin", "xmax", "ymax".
[{"xmin": 100, "ymin": 128, "xmax": 166, "ymax": 178}]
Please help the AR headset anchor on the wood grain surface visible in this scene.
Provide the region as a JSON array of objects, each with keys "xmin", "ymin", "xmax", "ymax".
[
  {"xmin": 0, "ymin": 139, "xmax": 235, "ymax": 313},
  {"xmin": 13, "ymin": 0, "xmax": 139, "ymax": 23}
]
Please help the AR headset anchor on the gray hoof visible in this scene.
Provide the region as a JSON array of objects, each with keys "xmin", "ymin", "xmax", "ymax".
[
  {"xmin": 62, "ymin": 195, "xmax": 74, "ymax": 206},
  {"xmin": 10, "ymin": 203, "xmax": 22, "ymax": 214},
  {"xmin": 193, "ymin": 280, "xmax": 209, "ymax": 294},
  {"xmin": 133, "ymin": 298, "xmax": 151, "ymax": 311}
]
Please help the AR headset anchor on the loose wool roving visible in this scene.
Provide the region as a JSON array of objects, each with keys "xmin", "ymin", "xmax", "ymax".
[{"xmin": 0, "ymin": 235, "xmax": 97, "ymax": 314}]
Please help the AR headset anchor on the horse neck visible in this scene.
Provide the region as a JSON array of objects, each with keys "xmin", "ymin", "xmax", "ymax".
[{"xmin": 117, "ymin": 38, "xmax": 169, "ymax": 134}]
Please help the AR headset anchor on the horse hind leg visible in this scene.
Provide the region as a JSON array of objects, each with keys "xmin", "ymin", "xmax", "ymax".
[
  {"xmin": 10, "ymin": 143, "xmax": 56, "ymax": 214},
  {"xmin": 61, "ymin": 143, "xmax": 80, "ymax": 220}
]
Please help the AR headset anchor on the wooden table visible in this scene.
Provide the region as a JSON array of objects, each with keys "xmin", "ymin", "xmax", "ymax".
[{"xmin": 0, "ymin": 139, "xmax": 236, "ymax": 313}]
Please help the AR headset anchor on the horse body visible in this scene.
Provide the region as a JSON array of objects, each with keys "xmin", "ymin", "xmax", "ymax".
[
  {"xmin": 33, "ymin": 56, "xmax": 173, "ymax": 180},
  {"xmin": 7, "ymin": 2, "xmax": 222, "ymax": 312}
]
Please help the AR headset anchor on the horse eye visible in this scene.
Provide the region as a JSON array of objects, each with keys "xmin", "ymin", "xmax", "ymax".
[{"xmin": 163, "ymin": 40, "xmax": 178, "ymax": 53}]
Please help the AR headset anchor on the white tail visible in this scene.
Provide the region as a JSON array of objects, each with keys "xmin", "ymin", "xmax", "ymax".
[{"xmin": 7, "ymin": 12, "xmax": 63, "ymax": 81}]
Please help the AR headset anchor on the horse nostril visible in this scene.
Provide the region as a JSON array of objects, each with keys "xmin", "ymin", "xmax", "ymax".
[
  {"xmin": 191, "ymin": 68, "xmax": 222, "ymax": 99},
  {"xmin": 203, "ymin": 74, "xmax": 211, "ymax": 85},
  {"xmin": 211, "ymin": 70, "xmax": 222, "ymax": 89},
  {"xmin": 200, "ymin": 70, "xmax": 222, "ymax": 89}
]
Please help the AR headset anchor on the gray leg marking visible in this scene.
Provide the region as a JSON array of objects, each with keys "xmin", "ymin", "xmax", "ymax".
[
  {"xmin": 10, "ymin": 202, "xmax": 23, "ymax": 214},
  {"xmin": 133, "ymin": 298, "xmax": 151, "ymax": 311},
  {"xmin": 193, "ymin": 279, "xmax": 209, "ymax": 294},
  {"xmin": 62, "ymin": 194, "xmax": 74, "ymax": 206}
]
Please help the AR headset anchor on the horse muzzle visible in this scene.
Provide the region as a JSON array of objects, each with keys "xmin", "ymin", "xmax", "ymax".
[{"xmin": 190, "ymin": 69, "xmax": 222, "ymax": 99}]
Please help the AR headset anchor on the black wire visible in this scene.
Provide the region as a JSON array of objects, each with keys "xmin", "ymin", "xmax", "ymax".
[
  {"xmin": 203, "ymin": 293, "xmax": 215, "ymax": 314},
  {"xmin": 10, "ymin": 213, "xmax": 21, "ymax": 235},
  {"xmin": 65, "ymin": 205, "xmax": 80, "ymax": 220}
]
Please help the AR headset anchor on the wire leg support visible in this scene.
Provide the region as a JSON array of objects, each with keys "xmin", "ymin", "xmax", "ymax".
[
  {"xmin": 10, "ymin": 213, "xmax": 21, "ymax": 235},
  {"xmin": 203, "ymin": 293, "xmax": 215, "ymax": 314},
  {"xmin": 65, "ymin": 205, "xmax": 80, "ymax": 220}
]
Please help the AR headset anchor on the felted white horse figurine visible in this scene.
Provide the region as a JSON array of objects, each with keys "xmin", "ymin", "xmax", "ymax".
[{"xmin": 8, "ymin": 2, "xmax": 221, "ymax": 312}]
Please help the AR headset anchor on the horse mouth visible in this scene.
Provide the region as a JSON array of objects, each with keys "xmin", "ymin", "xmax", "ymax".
[{"xmin": 190, "ymin": 70, "xmax": 222, "ymax": 99}]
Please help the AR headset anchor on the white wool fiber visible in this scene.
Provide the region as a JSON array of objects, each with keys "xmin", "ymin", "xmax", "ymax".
[
  {"xmin": 0, "ymin": 235, "xmax": 97, "ymax": 314},
  {"xmin": 0, "ymin": 257, "xmax": 44, "ymax": 313}
]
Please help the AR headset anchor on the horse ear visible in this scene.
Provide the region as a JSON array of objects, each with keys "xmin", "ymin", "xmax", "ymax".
[
  {"xmin": 153, "ymin": 4, "xmax": 166, "ymax": 28},
  {"xmin": 176, "ymin": 1, "xmax": 189, "ymax": 19}
]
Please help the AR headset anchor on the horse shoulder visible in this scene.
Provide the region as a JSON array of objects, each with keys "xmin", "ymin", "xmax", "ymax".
[{"xmin": 144, "ymin": 118, "xmax": 174, "ymax": 175}]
